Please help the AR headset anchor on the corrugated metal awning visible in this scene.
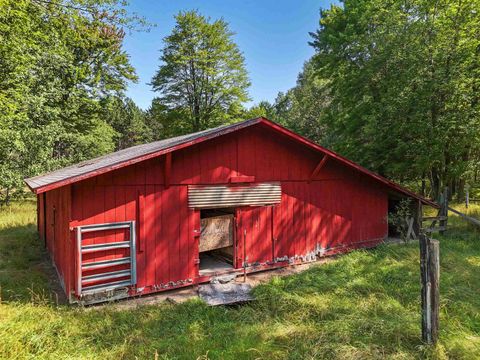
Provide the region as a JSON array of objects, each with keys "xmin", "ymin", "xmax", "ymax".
[{"xmin": 188, "ymin": 182, "xmax": 282, "ymax": 209}]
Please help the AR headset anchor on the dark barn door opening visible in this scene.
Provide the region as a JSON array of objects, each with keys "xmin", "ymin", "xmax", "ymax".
[
  {"xmin": 199, "ymin": 208, "xmax": 235, "ymax": 276},
  {"xmin": 188, "ymin": 182, "xmax": 281, "ymax": 277}
]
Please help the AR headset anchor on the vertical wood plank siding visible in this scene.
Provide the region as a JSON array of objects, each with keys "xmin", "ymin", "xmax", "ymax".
[
  {"xmin": 41, "ymin": 123, "xmax": 388, "ymax": 299},
  {"xmin": 44, "ymin": 186, "xmax": 72, "ymax": 295},
  {"xmin": 37, "ymin": 193, "xmax": 45, "ymax": 243}
]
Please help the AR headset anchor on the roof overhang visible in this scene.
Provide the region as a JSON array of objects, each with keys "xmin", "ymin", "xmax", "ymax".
[
  {"xmin": 24, "ymin": 117, "xmax": 438, "ymax": 208},
  {"xmin": 24, "ymin": 118, "xmax": 262, "ymax": 194}
]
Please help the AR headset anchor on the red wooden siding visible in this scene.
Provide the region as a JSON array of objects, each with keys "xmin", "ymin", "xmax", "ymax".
[
  {"xmin": 171, "ymin": 126, "xmax": 325, "ymax": 185},
  {"xmin": 70, "ymin": 183, "xmax": 198, "ymax": 294},
  {"xmin": 348, "ymin": 177, "xmax": 389, "ymax": 246},
  {"xmin": 271, "ymin": 179, "xmax": 386, "ymax": 262},
  {"xmin": 37, "ymin": 193, "xmax": 45, "ymax": 243},
  {"xmin": 237, "ymin": 206, "xmax": 274, "ymax": 267},
  {"xmin": 44, "ymin": 186, "xmax": 72, "ymax": 294},
  {"xmin": 82, "ymin": 124, "xmax": 361, "ymax": 187},
  {"xmin": 40, "ymin": 123, "xmax": 389, "ymax": 300}
]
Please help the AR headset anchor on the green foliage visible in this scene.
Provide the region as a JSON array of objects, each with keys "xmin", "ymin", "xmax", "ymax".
[
  {"xmin": 307, "ymin": 0, "xmax": 480, "ymax": 199},
  {"xmin": 150, "ymin": 10, "xmax": 250, "ymax": 136},
  {"xmin": 0, "ymin": 0, "xmax": 142, "ymax": 203},
  {"xmin": 102, "ymin": 96, "xmax": 151, "ymax": 150},
  {"xmin": 388, "ymin": 198, "xmax": 413, "ymax": 242},
  {"xmin": 1, "ymin": 201, "xmax": 480, "ymax": 358},
  {"xmin": 270, "ymin": 60, "xmax": 330, "ymax": 144},
  {"xmin": 242, "ymin": 101, "xmax": 276, "ymax": 120},
  {"xmin": 145, "ymin": 97, "xmax": 192, "ymax": 140}
]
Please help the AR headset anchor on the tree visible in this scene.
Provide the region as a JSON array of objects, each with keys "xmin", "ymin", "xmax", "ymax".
[
  {"xmin": 151, "ymin": 10, "xmax": 250, "ymax": 135},
  {"xmin": 0, "ymin": 0, "xmax": 142, "ymax": 203},
  {"xmin": 270, "ymin": 60, "xmax": 330, "ymax": 144},
  {"xmin": 309, "ymin": 0, "xmax": 480, "ymax": 199},
  {"xmin": 242, "ymin": 101, "xmax": 277, "ymax": 120},
  {"xmin": 102, "ymin": 97, "xmax": 150, "ymax": 150},
  {"xmin": 145, "ymin": 98, "xmax": 192, "ymax": 139}
]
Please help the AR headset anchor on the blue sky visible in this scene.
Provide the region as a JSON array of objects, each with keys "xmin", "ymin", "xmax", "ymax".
[{"xmin": 123, "ymin": 0, "xmax": 335, "ymax": 109}]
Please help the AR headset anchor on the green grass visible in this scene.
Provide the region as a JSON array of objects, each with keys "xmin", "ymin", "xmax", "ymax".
[{"xmin": 1, "ymin": 201, "xmax": 480, "ymax": 359}]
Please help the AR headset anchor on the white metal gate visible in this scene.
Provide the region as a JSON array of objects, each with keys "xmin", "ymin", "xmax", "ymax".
[{"xmin": 76, "ymin": 221, "xmax": 136, "ymax": 297}]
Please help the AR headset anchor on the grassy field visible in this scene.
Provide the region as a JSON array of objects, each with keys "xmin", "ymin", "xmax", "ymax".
[{"xmin": 0, "ymin": 201, "xmax": 479, "ymax": 359}]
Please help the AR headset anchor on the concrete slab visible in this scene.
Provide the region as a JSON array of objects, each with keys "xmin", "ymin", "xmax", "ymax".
[{"xmin": 198, "ymin": 283, "xmax": 254, "ymax": 306}]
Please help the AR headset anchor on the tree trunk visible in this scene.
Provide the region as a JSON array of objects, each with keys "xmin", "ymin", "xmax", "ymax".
[
  {"xmin": 5, "ymin": 188, "xmax": 10, "ymax": 206},
  {"xmin": 430, "ymin": 167, "xmax": 441, "ymax": 201},
  {"xmin": 193, "ymin": 99, "xmax": 201, "ymax": 132},
  {"xmin": 421, "ymin": 172, "xmax": 427, "ymax": 197},
  {"xmin": 450, "ymin": 178, "xmax": 455, "ymax": 201},
  {"xmin": 190, "ymin": 59, "xmax": 201, "ymax": 132},
  {"xmin": 457, "ymin": 178, "xmax": 465, "ymax": 202}
]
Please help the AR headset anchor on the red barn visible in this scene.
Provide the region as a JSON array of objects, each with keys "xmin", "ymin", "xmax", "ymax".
[{"xmin": 25, "ymin": 117, "xmax": 436, "ymax": 304}]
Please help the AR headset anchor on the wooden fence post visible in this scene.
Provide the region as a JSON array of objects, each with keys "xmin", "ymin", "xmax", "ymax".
[
  {"xmin": 429, "ymin": 239, "xmax": 440, "ymax": 343},
  {"xmin": 414, "ymin": 200, "xmax": 422, "ymax": 238},
  {"xmin": 420, "ymin": 233, "xmax": 440, "ymax": 344},
  {"xmin": 419, "ymin": 233, "xmax": 430, "ymax": 342}
]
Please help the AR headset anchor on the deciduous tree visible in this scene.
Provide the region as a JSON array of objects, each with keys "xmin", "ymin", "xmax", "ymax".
[
  {"xmin": 150, "ymin": 10, "xmax": 250, "ymax": 135},
  {"xmin": 0, "ymin": 0, "xmax": 141, "ymax": 203},
  {"xmin": 309, "ymin": 0, "xmax": 480, "ymax": 199}
]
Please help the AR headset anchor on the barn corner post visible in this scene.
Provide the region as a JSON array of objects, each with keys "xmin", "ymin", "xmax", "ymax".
[{"xmin": 419, "ymin": 232, "xmax": 440, "ymax": 344}]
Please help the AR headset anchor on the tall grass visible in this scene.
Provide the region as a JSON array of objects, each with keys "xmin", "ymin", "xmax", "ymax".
[{"xmin": 0, "ymin": 201, "xmax": 479, "ymax": 359}]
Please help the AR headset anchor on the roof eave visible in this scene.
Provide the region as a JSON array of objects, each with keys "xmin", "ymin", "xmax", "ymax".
[{"xmin": 24, "ymin": 117, "xmax": 263, "ymax": 194}]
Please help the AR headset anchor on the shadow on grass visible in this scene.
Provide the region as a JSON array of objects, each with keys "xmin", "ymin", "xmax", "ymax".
[
  {"xmin": 0, "ymin": 222, "xmax": 64, "ymax": 303},
  {"xmin": 34, "ymin": 239, "xmax": 478, "ymax": 359},
  {"xmin": 1, "ymin": 201, "xmax": 480, "ymax": 359}
]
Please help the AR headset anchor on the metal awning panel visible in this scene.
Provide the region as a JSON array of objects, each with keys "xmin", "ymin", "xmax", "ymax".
[{"xmin": 188, "ymin": 182, "xmax": 281, "ymax": 209}]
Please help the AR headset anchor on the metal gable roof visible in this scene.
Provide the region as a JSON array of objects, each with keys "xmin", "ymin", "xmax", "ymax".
[
  {"xmin": 24, "ymin": 117, "xmax": 438, "ymax": 208},
  {"xmin": 25, "ymin": 118, "xmax": 261, "ymax": 193}
]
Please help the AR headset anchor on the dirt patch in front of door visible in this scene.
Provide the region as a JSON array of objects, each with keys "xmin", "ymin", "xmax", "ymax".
[{"xmin": 102, "ymin": 256, "xmax": 336, "ymax": 311}]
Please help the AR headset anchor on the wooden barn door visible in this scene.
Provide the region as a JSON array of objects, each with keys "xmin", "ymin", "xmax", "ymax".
[{"xmin": 236, "ymin": 206, "xmax": 274, "ymax": 268}]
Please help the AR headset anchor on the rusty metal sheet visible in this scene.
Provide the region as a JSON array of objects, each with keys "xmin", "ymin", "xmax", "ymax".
[{"xmin": 198, "ymin": 283, "xmax": 254, "ymax": 306}]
